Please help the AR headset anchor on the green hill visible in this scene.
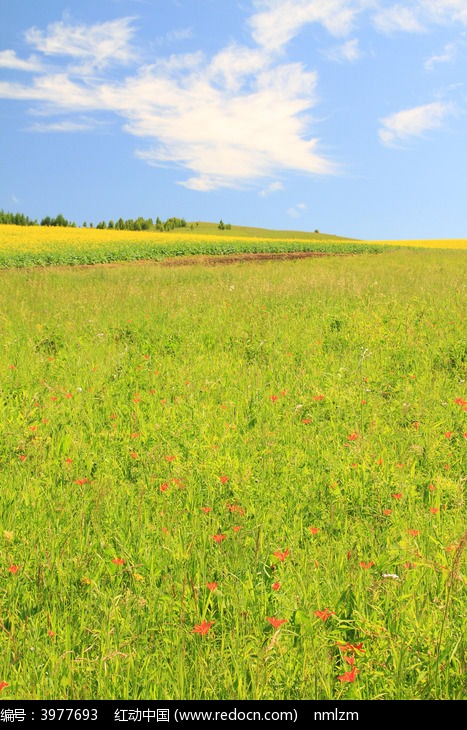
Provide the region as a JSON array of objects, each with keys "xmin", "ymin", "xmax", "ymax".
[{"xmin": 181, "ymin": 221, "xmax": 356, "ymax": 241}]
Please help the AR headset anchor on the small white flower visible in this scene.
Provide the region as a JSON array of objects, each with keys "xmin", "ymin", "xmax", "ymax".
[{"xmin": 382, "ymin": 573, "xmax": 400, "ymax": 580}]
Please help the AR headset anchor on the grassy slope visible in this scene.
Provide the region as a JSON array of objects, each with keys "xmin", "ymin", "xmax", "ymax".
[{"xmin": 182, "ymin": 221, "xmax": 355, "ymax": 241}]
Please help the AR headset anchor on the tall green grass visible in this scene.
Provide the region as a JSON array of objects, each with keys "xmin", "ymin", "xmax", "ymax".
[{"xmin": 0, "ymin": 248, "xmax": 465, "ymax": 699}]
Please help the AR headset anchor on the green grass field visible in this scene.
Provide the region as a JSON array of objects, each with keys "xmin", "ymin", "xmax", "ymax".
[{"xmin": 0, "ymin": 233, "xmax": 465, "ymax": 700}]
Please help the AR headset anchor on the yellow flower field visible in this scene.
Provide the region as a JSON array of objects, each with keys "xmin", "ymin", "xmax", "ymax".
[{"xmin": 0, "ymin": 224, "xmax": 465, "ymax": 269}]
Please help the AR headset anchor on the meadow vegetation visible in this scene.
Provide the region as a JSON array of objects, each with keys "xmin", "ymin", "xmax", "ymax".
[{"xmin": 0, "ymin": 231, "xmax": 465, "ymax": 700}]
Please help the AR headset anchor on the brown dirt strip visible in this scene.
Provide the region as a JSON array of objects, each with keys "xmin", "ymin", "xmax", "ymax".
[{"xmin": 159, "ymin": 250, "xmax": 351, "ymax": 266}]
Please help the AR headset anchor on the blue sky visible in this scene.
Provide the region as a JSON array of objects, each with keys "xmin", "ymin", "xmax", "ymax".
[{"xmin": 1, "ymin": 0, "xmax": 466, "ymax": 239}]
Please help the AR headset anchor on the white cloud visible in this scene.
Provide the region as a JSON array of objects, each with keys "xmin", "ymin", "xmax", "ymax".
[
  {"xmin": 287, "ymin": 202, "xmax": 307, "ymax": 217},
  {"xmin": 373, "ymin": 1, "xmax": 467, "ymax": 33},
  {"xmin": 26, "ymin": 117, "xmax": 106, "ymax": 133},
  {"xmin": 0, "ymin": 50, "xmax": 44, "ymax": 72},
  {"xmin": 259, "ymin": 181, "xmax": 285, "ymax": 197},
  {"xmin": 0, "ymin": 15, "xmax": 338, "ymax": 191},
  {"xmin": 378, "ymin": 101, "xmax": 455, "ymax": 146},
  {"xmin": 419, "ymin": 0, "xmax": 467, "ymax": 27},
  {"xmin": 250, "ymin": 0, "xmax": 365, "ymax": 50},
  {"xmin": 424, "ymin": 42, "xmax": 458, "ymax": 69},
  {"xmin": 373, "ymin": 5, "xmax": 425, "ymax": 33},
  {"xmin": 324, "ymin": 38, "xmax": 361, "ymax": 62},
  {"xmin": 24, "ymin": 17, "xmax": 138, "ymax": 72}
]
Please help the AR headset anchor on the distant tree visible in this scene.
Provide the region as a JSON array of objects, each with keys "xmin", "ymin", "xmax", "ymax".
[
  {"xmin": 108, "ymin": 220, "xmax": 114, "ymax": 229},
  {"xmin": 218, "ymin": 219, "xmax": 225, "ymax": 230},
  {"xmin": 53, "ymin": 213, "xmax": 68, "ymax": 227}
]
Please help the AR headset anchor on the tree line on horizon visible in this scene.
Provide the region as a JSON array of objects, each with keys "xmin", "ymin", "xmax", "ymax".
[{"xmin": 0, "ymin": 209, "xmax": 189, "ymax": 232}]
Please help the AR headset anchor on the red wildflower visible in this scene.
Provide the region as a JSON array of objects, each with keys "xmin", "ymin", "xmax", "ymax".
[
  {"xmin": 302, "ymin": 418, "xmax": 312, "ymax": 424},
  {"xmin": 206, "ymin": 582, "xmax": 218, "ymax": 591},
  {"xmin": 343, "ymin": 654, "xmax": 356, "ymax": 665},
  {"xmin": 201, "ymin": 507, "xmax": 212, "ymax": 513},
  {"xmin": 0, "ymin": 682, "xmax": 8, "ymax": 692},
  {"xmin": 8, "ymin": 565, "xmax": 21, "ymax": 574},
  {"xmin": 228, "ymin": 503, "xmax": 244, "ymax": 515},
  {"xmin": 65, "ymin": 458, "xmax": 73, "ymax": 464},
  {"xmin": 112, "ymin": 558, "xmax": 125, "ymax": 565},
  {"xmin": 270, "ymin": 395, "xmax": 279, "ymax": 402},
  {"xmin": 359, "ymin": 561, "xmax": 374, "ymax": 569},
  {"xmin": 18, "ymin": 455, "xmax": 27, "ymax": 461},
  {"xmin": 165, "ymin": 455, "xmax": 176, "ymax": 462},
  {"xmin": 273, "ymin": 548, "xmax": 289, "ymax": 562},
  {"xmin": 193, "ymin": 620, "xmax": 214, "ymax": 636},
  {"xmin": 413, "ymin": 421, "xmax": 419, "ymax": 430},
  {"xmin": 313, "ymin": 394, "xmax": 325, "ymax": 401},
  {"xmin": 75, "ymin": 478, "xmax": 89, "ymax": 485},
  {"xmin": 160, "ymin": 482, "xmax": 169, "ymax": 492},
  {"xmin": 266, "ymin": 617, "xmax": 288, "ymax": 629},
  {"xmin": 392, "ymin": 492, "xmax": 403, "ymax": 500},
  {"xmin": 272, "ymin": 582, "xmax": 280, "ymax": 591},
  {"xmin": 314, "ymin": 608, "xmax": 334, "ymax": 621},
  {"xmin": 347, "ymin": 432, "xmax": 359, "ymax": 441},
  {"xmin": 309, "ymin": 527, "xmax": 320, "ymax": 535},
  {"xmin": 130, "ymin": 452, "xmax": 138, "ymax": 459},
  {"xmin": 337, "ymin": 642, "xmax": 365, "ymax": 654},
  {"xmin": 407, "ymin": 529, "xmax": 420, "ymax": 536},
  {"xmin": 429, "ymin": 508, "xmax": 439, "ymax": 515},
  {"xmin": 338, "ymin": 667, "xmax": 360, "ymax": 683},
  {"xmin": 428, "ymin": 484, "xmax": 436, "ymax": 492},
  {"xmin": 220, "ymin": 475, "xmax": 229, "ymax": 483},
  {"xmin": 444, "ymin": 432, "xmax": 453, "ymax": 439},
  {"xmin": 383, "ymin": 509, "xmax": 392, "ymax": 516},
  {"xmin": 233, "ymin": 525, "xmax": 242, "ymax": 532},
  {"xmin": 212, "ymin": 534, "xmax": 227, "ymax": 543}
]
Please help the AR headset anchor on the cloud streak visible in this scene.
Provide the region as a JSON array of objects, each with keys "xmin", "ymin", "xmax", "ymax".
[{"xmin": 378, "ymin": 101, "xmax": 455, "ymax": 146}]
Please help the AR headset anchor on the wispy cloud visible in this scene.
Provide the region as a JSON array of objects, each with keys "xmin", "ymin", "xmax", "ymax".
[
  {"xmin": 372, "ymin": 5, "xmax": 425, "ymax": 33},
  {"xmin": 378, "ymin": 101, "xmax": 455, "ymax": 146},
  {"xmin": 250, "ymin": 0, "xmax": 364, "ymax": 51},
  {"xmin": 324, "ymin": 38, "xmax": 361, "ymax": 62},
  {"xmin": 259, "ymin": 181, "xmax": 284, "ymax": 197},
  {"xmin": 24, "ymin": 17, "xmax": 138, "ymax": 72},
  {"xmin": 287, "ymin": 202, "xmax": 307, "ymax": 218},
  {"xmin": 0, "ymin": 14, "xmax": 338, "ymax": 191},
  {"xmin": 0, "ymin": 50, "xmax": 44, "ymax": 72},
  {"xmin": 424, "ymin": 41, "xmax": 458, "ymax": 70},
  {"xmin": 373, "ymin": 0, "xmax": 467, "ymax": 33},
  {"xmin": 26, "ymin": 117, "xmax": 107, "ymax": 133}
]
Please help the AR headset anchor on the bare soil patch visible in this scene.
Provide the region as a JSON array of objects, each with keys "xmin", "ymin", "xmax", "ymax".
[{"xmin": 159, "ymin": 250, "xmax": 350, "ymax": 266}]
